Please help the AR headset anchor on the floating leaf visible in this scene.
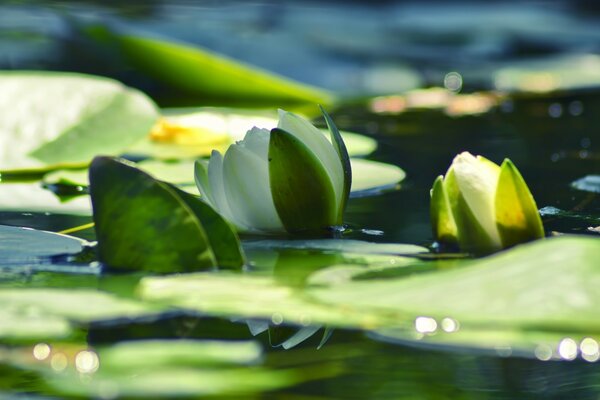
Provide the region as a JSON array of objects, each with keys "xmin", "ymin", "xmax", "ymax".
[
  {"xmin": 0, "ymin": 225, "xmax": 86, "ymax": 270},
  {"xmin": 311, "ymin": 236, "xmax": 600, "ymax": 332},
  {"xmin": 350, "ymin": 159, "xmax": 406, "ymax": 196},
  {"xmin": 139, "ymin": 273, "xmax": 390, "ymax": 329},
  {"xmin": 89, "ymin": 157, "xmax": 243, "ymax": 272},
  {"xmin": 0, "ymin": 183, "xmax": 91, "ymax": 215},
  {"xmin": 244, "ymin": 239, "xmax": 426, "ymax": 256},
  {"xmin": 571, "ymin": 175, "xmax": 600, "ymax": 194},
  {"xmin": 0, "ymin": 71, "xmax": 158, "ymax": 171}
]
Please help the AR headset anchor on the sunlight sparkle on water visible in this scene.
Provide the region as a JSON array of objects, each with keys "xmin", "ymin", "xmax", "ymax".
[
  {"xmin": 32, "ymin": 343, "xmax": 51, "ymax": 361},
  {"xmin": 444, "ymin": 72, "xmax": 463, "ymax": 92},
  {"xmin": 415, "ymin": 316, "xmax": 437, "ymax": 334},
  {"xmin": 558, "ymin": 338, "xmax": 578, "ymax": 361},
  {"xmin": 50, "ymin": 353, "xmax": 68, "ymax": 372},
  {"xmin": 440, "ymin": 317, "xmax": 459, "ymax": 333},
  {"xmin": 580, "ymin": 338, "xmax": 600, "ymax": 362},
  {"xmin": 75, "ymin": 350, "xmax": 100, "ymax": 374},
  {"xmin": 534, "ymin": 344, "xmax": 553, "ymax": 361},
  {"xmin": 271, "ymin": 313, "xmax": 284, "ymax": 325}
]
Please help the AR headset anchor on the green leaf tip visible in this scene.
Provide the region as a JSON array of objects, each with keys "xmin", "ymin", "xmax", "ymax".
[
  {"xmin": 430, "ymin": 175, "xmax": 458, "ymax": 247},
  {"xmin": 495, "ymin": 158, "xmax": 545, "ymax": 248},
  {"xmin": 89, "ymin": 156, "xmax": 244, "ymax": 272},
  {"xmin": 319, "ymin": 105, "xmax": 352, "ymax": 222},
  {"xmin": 268, "ymin": 128, "xmax": 338, "ymax": 233}
]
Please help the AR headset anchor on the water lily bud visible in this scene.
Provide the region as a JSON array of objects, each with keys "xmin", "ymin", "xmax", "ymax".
[
  {"xmin": 430, "ymin": 152, "xmax": 544, "ymax": 254},
  {"xmin": 195, "ymin": 107, "xmax": 351, "ymax": 234}
]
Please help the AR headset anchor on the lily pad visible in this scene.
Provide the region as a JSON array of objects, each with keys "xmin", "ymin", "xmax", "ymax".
[
  {"xmin": 3, "ymin": 340, "xmax": 306, "ymax": 398},
  {"xmin": 311, "ymin": 236, "xmax": 600, "ymax": 332},
  {"xmin": 0, "ymin": 183, "xmax": 91, "ymax": 215},
  {"xmin": 571, "ymin": 175, "xmax": 600, "ymax": 194},
  {"xmin": 44, "ymin": 157, "xmax": 403, "ymax": 200},
  {"xmin": 0, "ymin": 225, "xmax": 85, "ymax": 267},
  {"xmin": 350, "ymin": 159, "xmax": 406, "ymax": 196},
  {"xmin": 244, "ymin": 239, "xmax": 426, "ymax": 256},
  {"xmin": 89, "ymin": 157, "xmax": 243, "ymax": 272},
  {"xmin": 0, "ymin": 71, "xmax": 158, "ymax": 171},
  {"xmin": 138, "ymin": 273, "xmax": 392, "ymax": 329}
]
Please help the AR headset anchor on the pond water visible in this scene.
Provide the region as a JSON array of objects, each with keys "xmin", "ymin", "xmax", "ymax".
[{"xmin": 1, "ymin": 1, "xmax": 600, "ymax": 399}]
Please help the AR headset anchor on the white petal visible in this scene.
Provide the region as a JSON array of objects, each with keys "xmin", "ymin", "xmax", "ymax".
[
  {"xmin": 222, "ymin": 143, "xmax": 283, "ymax": 232},
  {"xmin": 207, "ymin": 150, "xmax": 240, "ymax": 228},
  {"xmin": 277, "ymin": 110, "xmax": 344, "ymax": 208},
  {"xmin": 452, "ymin": 152, "xmax": 501, "ymax": 246},
  {"xmin": 242, "ymin": 127, "xmax": 270, "ymax": 158}
]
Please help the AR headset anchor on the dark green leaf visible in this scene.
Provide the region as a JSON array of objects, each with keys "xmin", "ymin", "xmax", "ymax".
[
  {"xmin": 89, "ymin": 157, "xmax": 217, "ymax": 272},
  {"xmin": 268, "ymin": 128, "xmax": 338, "ymax": 232},
  {"xmin": 320, "ymin": 106, "xmax": 351, "ymax": 220}
]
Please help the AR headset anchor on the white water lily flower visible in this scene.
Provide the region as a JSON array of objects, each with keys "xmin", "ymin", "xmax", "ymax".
[
  {"xmin": 195, "ymin": 107, "xmax": 351, "ymax": 233},
  {"xmin": 430, "ymin": 151, "xmax": 544, "ymax": 254}
]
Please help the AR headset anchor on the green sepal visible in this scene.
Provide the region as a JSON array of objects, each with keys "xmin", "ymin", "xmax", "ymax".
[
  {"xmin": 495, "ymin": 159, "xmax": 545, "ymax": 248},
  {"xmin": 319, "ymin": 105, "xmax": 351, "ymax": 223},
  {"xmin": 430, "ymin": 175, "xmax": 458, "ymax": 246},
  {"xmin": 89, "ymin": 157, "xmax": 217, "ymax": 272},
  {"xmin": 194, "ymin": 159, "xmax": 212, "ymax": 203},
  {"xmin": 444, "ymin": 168, "xmax": 500, "ymax": 255},
  {"xmin": 169, "ymin": 185, "xmax": 245, "ymax": 270},
  {"xmin": 268, "ymin": 128, "xmax": 338, "ymax": 233}
]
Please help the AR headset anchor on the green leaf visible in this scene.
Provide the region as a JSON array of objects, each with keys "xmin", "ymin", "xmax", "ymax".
[
  {"xmin": 269, "ymin": 128, "xmax": 338, "ymax": 232},
  {"xmin": 350, "ymin": 158, "xmax": 405, "ymax": 195},
  {"xmin": 100, "ymin": 340, "xmax": 262, "ymax": 369},
  {"xmin": 495, "ymin": 159, "xmax": 545, "ymax": 248},
  {"xmin": 138, "ymin": 273, "xmax": 391, "ymax": 329},
  {"xmin": 0, "ymin": 71, "xmax": 158, "ymax": 170},
  {"xmin": 169, "ymin": 186, "xmax": 245, "ymax": 269},
  {"xmin": 89, "ymin": 157, "xmax": 217, "ymax": 272},
  {"xmin": 320, "ymin": 106, "xmax": 352, "ymax": 222},
  {"xmin": 112, "ymin": 33, "xmax": 334, "ymax": 105},
  {"xmin": 430, "ymin": 175, "xmax": 458, "ymax": 246},
  {"xmin": 311, "ymin": 236, "xmax": 600, "ymax": 332}
]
